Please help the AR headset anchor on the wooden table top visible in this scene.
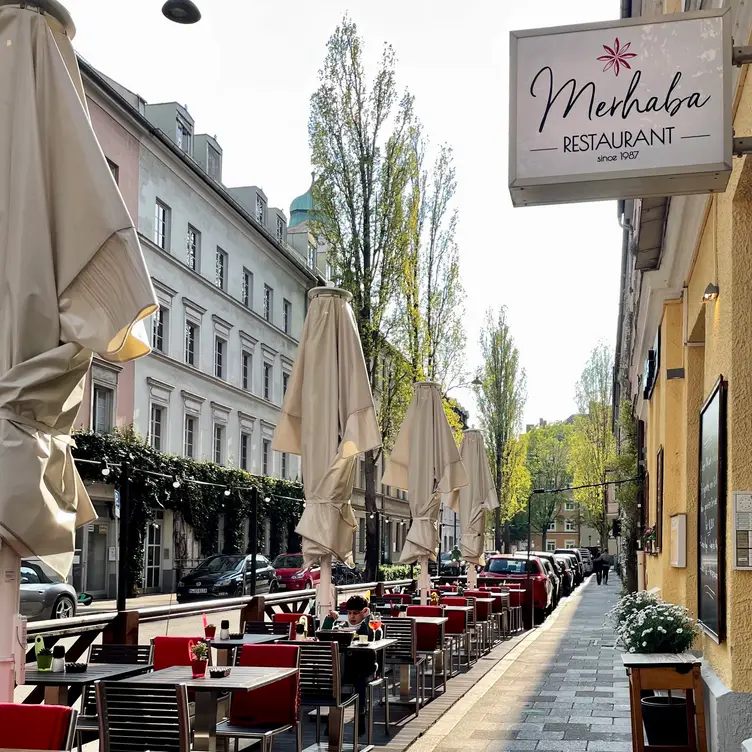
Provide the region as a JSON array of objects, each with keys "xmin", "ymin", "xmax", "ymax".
[
  {"xmin": 123, "ymin": 665, "xmax": 297, "ymax": 691},
  {"xmin": 411, "ymin": 616, "xmax": 449, "ymax": 626},
  {"xmin": 208, "ymin": 633, "xmax": 282, "ymax": 648},
  {"xmin": 621, "ymin": 652, "xmax": 701, "ymax": 668},
  {"xmin": 24, "ymin": 663, "xmax": 150, "ymax": 686},
  {"xmin": 346, "ymin": 638, "xmax": 398, "ymax": 652},
  {"xmin": 442, "ymin": 605, "xmax": 472, "ymax": 613}
]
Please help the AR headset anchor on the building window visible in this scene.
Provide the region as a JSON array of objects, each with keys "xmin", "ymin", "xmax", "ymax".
[
  {"xmin": 281, "ymin": 452, "xmax": 288, "ymax": 480},
  {"xmin": 214, "ymin": 337, "xmax": 225, "ymax": 379},
  {"xmin": 546, "ymin": 540, "xmax": 556, "ymax": 552},
  {"xmin": 215, "ymin": 247, "xmax": 227, "ymax": 290},
  {"xmin": 150, "ymin": 405, "xmax": 164, "ymax": 451},
  {"xmin": 263, "ymin": 285, "xmax": 273, "ymax": 322},
  {"xmin": 283, "ymin": 299, "xmax": 292, "ymax": 335},
  {"xmin": 242, "ymin": 351, "xmax": 252, "ymax": 391},
  {"xmin": 213, "ymin": 424, "xmax": 225, "ymax": 465},
  {"xmin": 185, "ymin": 322, "xmax": 198, "ymax": 367},
  {"xmin": 564, "ymin": 519, "xmax": 576, "ymax": 532},
  {"xmin": 276, "ymin": 215, "xmax": 285, "ymax": 242},
  {"xmin": 263, "ymin": 362, "xmax": 272, "ymax": 401},
  {"xmin": 177, "ymin": 117, "xmax": 192, "ymax": 153},
  {"xmin": 92, "ymin": 385, "xmax": 114, "ymax": 434},
  {"xmin": 152, "ymin": 308, "xmax": 166, "ymax": 353},
  {"xmin": 547, "ymin": 520, "xmax": 556, "ymax": 532},
  {"xmin": 241, "ymin": 269, "xmax": 253, "ymax": 308},
  {"xmin": 326, "ymin": 261, "xmax": 334, "ymax": 282},
  {"xmin": 282, "ymin": 372, "xmax": 289, "ymax": 397},
  {"xmin": 154, "ymin": 200, "xmax": 170, "ymax": 250},
  {"xmin": 564, "ymin": 500, "xmax": 575, "ymax": 511},
  {"xmin": 184, "ymin": 415, "xmax": 196, "ymax": 458},
  {"xmin": 207, "ymin": 145, "xmax": 221, "ymax": 181},
  {"xmin": 240, "ymin": 433, "xmax": 250, "ymax": 470},
  {"xmin": 565, "ymin": 540, "xmax": 577, "ymax": 549},
  {"xmin": 262, "ymin": 439, "xmax": 271, "ymax": 476},
  {"xmin": 256, "ymin": 193, "xmax": 266, "ymax": 224},
  {"xmin": 186, "ymin": 226, "xmax": 200, "ymax": 271},
  {"xmin": 107, "ymin": 159, "xmax": 119, "ymax": 184},
  {"xmin": 307, "ymin": 243, "xmax": 316, "ymax": 269}
]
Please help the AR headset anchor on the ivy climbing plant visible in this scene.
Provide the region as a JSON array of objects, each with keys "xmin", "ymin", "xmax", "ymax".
[{"xmin": 73, "ymin": 428, "xmax": 304, "ymax": 595}]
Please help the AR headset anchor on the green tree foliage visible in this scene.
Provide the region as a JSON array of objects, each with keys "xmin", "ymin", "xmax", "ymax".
[
  {"xmin": 569, "ymin": 343, "xmax": 616, "ymax": 548},
  {"xmin": 309, "ymin": 17, "xmax": 416, "ymax": 580},
  {"xmin": 526, "ymin": 423, "xmax": 573, "ymax": 548},
  {"xmin": 499, "ymin": 434, "xmax": 531, "ymax": 523},
  {"xmin": 476, "ymin": 306, "xmax": 526, "ymax": 551},
  {"xmin": 614, "ymin": 400, "xmax": 640, "ymax": 592}
]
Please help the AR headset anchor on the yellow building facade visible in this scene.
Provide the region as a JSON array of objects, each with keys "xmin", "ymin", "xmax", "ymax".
[{"xmin": 615, "ymin": 2, "xmax": 752, "ymax": 748}]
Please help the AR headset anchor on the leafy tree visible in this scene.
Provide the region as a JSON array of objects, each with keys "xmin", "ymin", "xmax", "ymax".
[
  {"xmin": 309, "ymin": 17, "xmax": 415, "ymax": 580},
  {"xmin": 526, "ymin": 423, "xmax": 573, "ymax": 549},
  {"xmin": 569, "ymin": 343, "xmax": 616, "ymax": 549},
  {"xmin": 476, "ymin": 307, "xmax": 526, "ymax": 551},
  {"xmin": 499, "ymin": 434, "xmax": 531, "ymax": 524}
]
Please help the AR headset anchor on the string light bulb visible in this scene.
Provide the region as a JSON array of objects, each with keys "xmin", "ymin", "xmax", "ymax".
[
  {"xmin": 224, "ymin": 488, "xmax": 231, "ymax": 497},
  {"xmin": 100, "ymin": 462, "xmax": 110, "ymax": 477},
  {"xmin": 369, "ymin": 513, "xmax": 375, "ymax": 519},
  {"xmin": 264, "ymin": 497, "xmax": 271, "ymax": 503},
  {"xmin": 172, "ymin": 477, "xmax": 181, "ymax": 489}
]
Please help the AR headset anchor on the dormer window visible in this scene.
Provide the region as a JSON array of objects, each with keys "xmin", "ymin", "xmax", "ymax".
[
  {"xmin": 177, "ymin": 117, "xmax": 192, "ymax": 153},
  {"xmin": 256, "ymin": 194, "xmax": 266, "ymax": 224}
]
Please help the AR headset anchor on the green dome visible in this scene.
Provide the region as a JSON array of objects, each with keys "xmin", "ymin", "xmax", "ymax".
[{"xmin": 289, "ymin": 173, "xmax": 315, "ymax": 227}]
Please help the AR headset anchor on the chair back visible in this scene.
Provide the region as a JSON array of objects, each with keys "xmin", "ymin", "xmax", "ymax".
[
  {"xmin": 0, "ymin": 703, "xmax": 77, "ymax": 751},
  {"xmin": 382, "ymin": 617, "xmax": 418, "ymax": 664},
  {"xmin": 273, "ymin": 612, "xmax": 314, "ymax": 637},
  {"xmin": 406, "ymin": 606, "xmax": 442, "ymax": 652},
  {"xmin": 465, "ymin": 592, "xmax": 492, "ymax": 619},
  {"xmin": 280, "ymin": 640, "xmax": 340, "ymax": 706},
  {"xmin": 231, "ymin": 645, "xmax": 300, "ymax": 727},
  {"xmin": 441, "ymin": 596, "xmax": 468, "ymax": 606},
  {"xmin": 97, "ymin": 681, "xmax": 191, "ymax": 752},
  {"xmin": 244, "ymin": 621, "xmax": 290, "ymax": 636},
  {"xmin": 444, "ymin": 608, "xmax": 468, "ymax": 635},
  {"xmin": 152, "ymin": 636, "xmax": 208, "ymax": 670},
  {"xmin": 81, "ymin": 644, "xmax": 154, "ymax": 717},
  {"xmin": 381, "ymin": 593, "xmax": 411, "ymax": 605}
]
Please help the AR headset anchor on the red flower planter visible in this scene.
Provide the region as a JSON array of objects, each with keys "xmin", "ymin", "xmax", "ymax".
[
  {"xmin": 204, "ymin": 626, "xmax": 216, "ymax": 640},
  {"xmin": 191, "ymin": 659, "xmax": 207, "ymax": 678}
]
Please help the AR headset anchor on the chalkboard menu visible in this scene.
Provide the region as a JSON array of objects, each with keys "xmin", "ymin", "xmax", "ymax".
[{"xmin": 698, "ymin": 377, "xmax": 726, "ymax": 642}]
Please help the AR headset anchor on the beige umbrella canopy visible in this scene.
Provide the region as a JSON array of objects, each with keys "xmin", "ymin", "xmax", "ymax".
[
  {"xmin": 272, "ymin": 288, "xmax": 380, "ymax": 615},
  {"xmin": 0, "ymin": 2, "xmax": 157, "ymax": 578},
  {"xmin": 447, "ymin": 429, "xmax": 498, "ymax": 587},
  {"xmin": 382, "ymin": 382, "xmax": 468, "ymax": 602}
]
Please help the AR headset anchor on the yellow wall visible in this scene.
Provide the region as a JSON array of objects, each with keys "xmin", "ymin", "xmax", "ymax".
[{"xmin": 643, "ymin": 65, "xmax": 752, "ymax": 691}]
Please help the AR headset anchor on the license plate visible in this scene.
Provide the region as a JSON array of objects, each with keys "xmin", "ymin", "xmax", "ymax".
[{"xmin": 188, "ymin": 588, "xmax": 208, "ymax": 594}]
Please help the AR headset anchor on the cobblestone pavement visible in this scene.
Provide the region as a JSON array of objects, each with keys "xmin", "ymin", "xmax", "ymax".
[{"xmin": 408, "ymin": 577, "xmax": 630, "ymax": 752}]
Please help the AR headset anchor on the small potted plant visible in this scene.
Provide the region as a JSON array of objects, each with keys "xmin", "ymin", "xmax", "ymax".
[
  {"xmin": 204, "ymin": 623, "xmax": 216, "ymax": 640},
  {"xmin": 36, "ymin": 648, "xmax": 53, "ymax": 672},
  {"xmin": 189, "ymin": 641, "xmax": 209, "ymax": 678}
]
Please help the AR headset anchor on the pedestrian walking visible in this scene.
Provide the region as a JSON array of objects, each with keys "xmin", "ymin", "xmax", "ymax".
[
  {"xmin": 592, "ymin": 548, "xmax": 603, "ymax": 584},
  {"xmin": 594, "ymin": 551, "xmax": 613, "ymax": 585}
]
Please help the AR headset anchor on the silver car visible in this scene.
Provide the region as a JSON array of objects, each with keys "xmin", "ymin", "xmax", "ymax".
[{"xmin": 20, "ymin": 559, "xmax": 77, "ymax": 621}]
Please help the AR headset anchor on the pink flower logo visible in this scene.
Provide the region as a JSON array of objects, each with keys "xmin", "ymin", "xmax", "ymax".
[{"xmin": 597, "ymin": 38, "xmax": 637, "ymax": 77}]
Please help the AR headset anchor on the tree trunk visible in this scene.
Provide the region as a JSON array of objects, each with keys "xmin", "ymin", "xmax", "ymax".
[
  {"xmin": 625, "ymin": 514, "xmax": 638, "ymax": 593},
  {"xmin": 495, "ymin": 450, "xmax": 504, "ymax": 552},
  {"xmin": 601, "ymin": 484, "xmax": 609, "ymax": 550},
  {"xmin": 364, "ymin": 449, "xmax": 380, "ymax": 581},
  {"xmin": 541, "ymin": 530, "xmax": 546, "ymax": 551}
]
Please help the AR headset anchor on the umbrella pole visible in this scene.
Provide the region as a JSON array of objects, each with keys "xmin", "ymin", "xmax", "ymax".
[
  {"xmin": 319, "ymin": 554, "xmax": 333, "ymax": 621},
  {"xmin": 468, "ymin": 561, "xmax": 477, "ymax": 589},
  {"xmin": 419, "ymin": 554, "xmax": 430, "ymax": 605},
  {"xmin": 0, "ymin": 538, "xmax": 20, "ymax": 702}
]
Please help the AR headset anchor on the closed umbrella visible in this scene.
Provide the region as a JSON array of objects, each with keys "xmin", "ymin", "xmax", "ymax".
[
  {"xmin": 0, "ymin": 0, "xmax": 157, "ymax": 699},
  {"xmin": 272, "ymin": 288, "xmax": 380, "ymax": 618},
  {"xmin": 447, "ymin": 429, "xmax": 498, "ymax": 588},
  {"xmin": 382, "ymin": 382, "xmax": 468, "ymax": 604}
]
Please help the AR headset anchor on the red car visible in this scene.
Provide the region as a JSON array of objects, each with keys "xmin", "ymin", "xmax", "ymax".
[
  {"xmin": 480, "ymin": 554, "xmax": 554, "ymax": 623},
  {"xmin": 272, "ymin": 553, "xmax": 320, "ymax": 591}
]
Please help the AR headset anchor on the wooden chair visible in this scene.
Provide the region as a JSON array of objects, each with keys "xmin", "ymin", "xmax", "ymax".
[
  {"xmin": 96, "ymin": 681, "xmax": 191, "ymax": 752},
  {"xmin": 382, "ymin": 617, "xmax": 427, "ymax": 716},
  {"xmin": 406, "ymin": 606, "xmax": 448, "ymax": 698},
  {"xmin": 217, "ymin": 644, "xmax": 301, "ymax": 752},
  {"xmin": 0, "ymin": 703, "xmax": 77, "ymax": 751},
  {"xmin": 273, "ymin": 612, "xmax": 314, "ymax": 638},
  {"xmin": 76, "ymin": 643, "xmax": 155, "ymax": 751},
  {"xmin": 280, "ymin": 640, "xmax": 359, "ymax": 750},
  {"xmin": 465, "ymin": 592, "xmax": 494, "ymax": 651},
  {"xmin": 244, "ymin": 620, "xmax": 291, "ymax": 636},
  {"xmin": 443, "ymin": 607, "xmax": 470, "ymax": 670}
]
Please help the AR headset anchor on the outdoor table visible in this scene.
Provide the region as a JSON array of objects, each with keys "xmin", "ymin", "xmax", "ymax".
[
  {"xmin": 124, "ymin": 664, "xmax": 297, "ymax": 752},
  {"xmin": 24, "ymin": 662, "xmax": 152, "ymax": 705},
  {"xmin": 207, "ymin": 632, "xmax": 283, "ymax": 666},
  {"xmin": 442, "ymin": 605, "xmax": 472, "ymax": 613}
]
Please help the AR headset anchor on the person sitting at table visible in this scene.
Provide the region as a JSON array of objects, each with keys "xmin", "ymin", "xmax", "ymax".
[{"xmin": 322, "ymin": 595, "xmax": 376, "ymax": 735}]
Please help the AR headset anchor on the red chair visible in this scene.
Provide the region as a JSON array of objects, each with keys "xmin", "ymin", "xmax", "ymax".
[
  {"xmin": 442, "ymin": 605, "xmax": 471, "ymax": 669},
  {"xmin": 273, "ymin": 612, "xmax": 314, "ymax": 639},
  {"xmin": 465, "ymin": 591, "xmax": 494, "ymax": 650},
  {"xmin": 218, "ymin": 644, "xmax": 301, "ymax": 752},
  {"xmin": 406, "ymin": 606, "xmax": 447, "ymax": 697},
  {"xmin": 0, "ymin": 703, "xmax": 77, "ymax": 750},
  {"xmin": 152, "ymin": 635, "xmax": 208, "ymax": 670},
  {"xmin": 442, "ymin": 596, "xmax": 481, "ymax": 664}
]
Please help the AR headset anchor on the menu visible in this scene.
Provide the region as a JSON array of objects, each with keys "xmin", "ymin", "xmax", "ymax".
[
  {"xmin": 698, "ymin": 379, "xmax": 725, "ymax": 642},
  {"xmin": 733, "ymin": 492, "xmax": 752, "ymax": 569}
]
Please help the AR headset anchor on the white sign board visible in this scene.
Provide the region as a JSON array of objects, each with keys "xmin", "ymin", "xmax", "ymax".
[
  {"xmin": 670, "ymin": 514, "xmax": 686, "ymax": 568},
  {"xmin": 509, "ymin": 10, "xmax": 732, "ymax": 206}
]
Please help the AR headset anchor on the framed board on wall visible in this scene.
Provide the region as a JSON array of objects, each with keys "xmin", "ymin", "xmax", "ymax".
[{"xmin": 698, "ymin": 376, "xmax": 727, "ymax": 643}]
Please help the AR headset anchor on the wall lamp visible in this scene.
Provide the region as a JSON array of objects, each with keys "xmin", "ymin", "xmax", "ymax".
[{"xmin": 702, "ymin": 283, "xmax": 720, "ymax": 303}]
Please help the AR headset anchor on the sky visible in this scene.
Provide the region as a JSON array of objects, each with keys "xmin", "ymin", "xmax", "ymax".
[{"xmin": 63, "ymin": 0, "xmax": 623, "ymax": 428}]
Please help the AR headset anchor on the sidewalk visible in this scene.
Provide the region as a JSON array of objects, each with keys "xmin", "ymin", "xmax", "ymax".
[{"xmin": 406, "ymin": 578, "xmax": 630, "ymax": 752}]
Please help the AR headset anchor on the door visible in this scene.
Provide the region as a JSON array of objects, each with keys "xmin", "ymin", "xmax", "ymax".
[
  {"xmin": 19, "ymin": 565, "xmax": 46, "ymax": 618},
  {"xmin": 143, "ymin": 523, "xmax": 162, "ymax": 591},
  {"xmin": 86, "ymin": 522, "xmax": 109, "ymax": 595}
]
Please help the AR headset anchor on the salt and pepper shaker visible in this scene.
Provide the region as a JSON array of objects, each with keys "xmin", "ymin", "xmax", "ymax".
[
  {"xmin": 51, "ymin": 645, "xmax": 66, "ymax": 673},
  {"xmin": 220, "ymin": 619, "xmax": 230, "ymax": 640}
]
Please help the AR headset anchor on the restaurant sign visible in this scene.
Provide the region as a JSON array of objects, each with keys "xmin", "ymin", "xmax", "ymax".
[{"xmin": 509, "ymin": 10, "xmax": 732, "ymax": 207}]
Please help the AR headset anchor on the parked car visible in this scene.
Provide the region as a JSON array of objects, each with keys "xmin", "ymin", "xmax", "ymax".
[
  {"xmin": 176, "ymin": 554, "xmax": 277, "ymax": 602},
  {"xmin": 332, "ymin": 562, "xmax": 362, "ymax": 586},
  {"xmin": 556, "ymin": 548, "xmax": 584, "ymax": 584},
  {"xmin": 481, "ymin": 554, "xmax": 553, "ymax": 623},
  {"xmin": 428, "ymin": 551, "xmax": 465, "ymax": 577},
  {"xmin": 272, "ymin": 553, "xmax": 320, "ymax": 591},
  {"xmin": 20, "ymin": 559, "xmax": 77, "ymax": 621},
  {"xmin": 522, "ymin": 552, "xmax": 562, "ymax": 608},
  {"xmin": 578, "ymin": 547, "xmax": 595, "ymax": 575},
  {"xmin": 553, "ymin": 554, "xmax": 575, "ymax": 596}
]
